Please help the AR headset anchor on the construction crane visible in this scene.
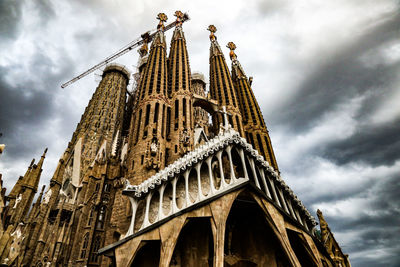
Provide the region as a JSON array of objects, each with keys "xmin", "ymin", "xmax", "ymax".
[{"xmin": 61, "ymin": 12, "xmax": 190, "ymax": 88}]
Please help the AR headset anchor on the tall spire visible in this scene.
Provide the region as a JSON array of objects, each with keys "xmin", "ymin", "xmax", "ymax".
[
  {"xmin": 25, "ymin": 148, "xmax": 47, "ymax": 190},
  {"xmin": 168, "ymin": 10, "xmax": 191, "ymax": 94},
  {"xmin": 138, "ymin": 13, "xmax": 168, "ymax": 100},
  {"xmin": 126, "ymin": 13, "xmax": 170, "ymax": 183},
  {"xmin": 208, "ymin": 25, "xmax": 244, "ymax": 135},
  {"xmin": 166, "ymin": 10, "xmax": 193, "ymax": 163},
  {"xmin": 227, "ymin": 42, "xmax": 279, "ymax": 171}
]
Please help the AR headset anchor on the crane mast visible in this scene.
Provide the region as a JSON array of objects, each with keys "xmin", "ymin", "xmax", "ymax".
[{"xmin": 61, "ymin": 13, "xmax": 190, "ymax": 88}]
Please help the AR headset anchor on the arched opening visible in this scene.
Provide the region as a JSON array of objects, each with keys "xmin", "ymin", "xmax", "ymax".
[
  {"xmin": 170, "ymin": 218, "xmax": 214, "ymax": 266},
  {"xmin": 80, "ymin": 232, "xmax": 89, "ymax": 259},
  {"xmin": 188, "ymin": 168, "xmax": 198, "ymax": 203},
  {"xmin": 255, "ymin": 166, "xmax": 267, "ymax": 194},
  {"xmin": 211, "ymin": 156, "xmax": 221, "ymax": 190},
  {"xmin": 231, "ymin": 148, "xmax": 244, "ymax": 179},
  {"xmin": 222, "ymin": 150, "xmax": 232, "ymax": 185},
  {"xmin": 97, "ymin": 206, "xmax": 106, "ymax": 229},
  {"xmin": 162, "ymin": 183, "xmax": 173, "ymax": 216},
  {"xmin": 287, "ymin": 229, "xmax": 318, "ymax": 267},
  {"xmin": 224, "ymin": 192, "xmax": 291, "ymax": 266},
  {"xmin": 244, "ymin": 155, "xmax": 255, "ymax": 183},
  {"xmin": 176, "ymin": 175, "xmax": 186, "ymax": 209},
  {"xmin": 134, "ymin": 199, "xmax": 146, "ymax": 232},
  {"xmin": 130, "ymin": 240, "xmax": 161, "ymax": 267},
  {"xmin": 89, "ymin": 235, "xmax": 102, "ymax": 263},
  {"xmin": 200, "ymin": 163, "xmax": 210, "ymax": 196},
  {"xmin": 149, "ymin": 191, "xmax": 160, "ymax": 224}
]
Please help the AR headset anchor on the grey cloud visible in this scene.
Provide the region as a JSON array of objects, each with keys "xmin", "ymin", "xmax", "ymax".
[
  {"xmin": 0, "ymin": 49, "xmax": 74, "ymax": 159},
  {"xmin": 321, "ymin": 117, "xmax": 400, "ymax": 166},
  {"xmin": 271, "ymin": 13, "xmax": 400, "ymax": 132},
  {"xmin": 0, "ymin": 0, "xmax": 24, "ymax": 41},
  {"xmin": 315, "ymin": 172, "xmax": 400, "ymax": 266}
]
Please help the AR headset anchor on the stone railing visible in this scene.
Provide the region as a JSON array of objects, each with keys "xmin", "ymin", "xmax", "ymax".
[{"xmin": 123, "ymin": 128, "xmax": 317, "ymax": 237}]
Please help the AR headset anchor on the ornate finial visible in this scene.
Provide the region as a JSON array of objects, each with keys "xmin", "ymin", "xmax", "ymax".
[
  {"xmin": 174, "ymin": 11, "xmax": 184, "ymax": 26},
  {"xmin": 226, "ymin": 42, "xmax": 237, "ymax": 60},
  {"xmin": 156, "ymin": 13, "xmax": 168, "ymax": 31},
  {"xmin": 207, "ymin": 25, "xmax": 217, "ymax": 41}
]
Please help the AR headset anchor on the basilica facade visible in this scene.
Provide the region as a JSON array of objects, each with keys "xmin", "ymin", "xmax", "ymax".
[{"xmin": 0, "ymin": 11, "xmax": 350, "ymax": 267}]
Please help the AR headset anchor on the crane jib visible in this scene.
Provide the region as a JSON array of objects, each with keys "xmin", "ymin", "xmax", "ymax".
[{"xmin": 61, "ymin": 13, "xmax": 190, "ymax": 89}]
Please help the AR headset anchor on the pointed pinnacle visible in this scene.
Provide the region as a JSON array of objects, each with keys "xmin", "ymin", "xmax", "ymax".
[{"xmin": 207, "ymin": 25, "xmax": 217, "ymax": 41}]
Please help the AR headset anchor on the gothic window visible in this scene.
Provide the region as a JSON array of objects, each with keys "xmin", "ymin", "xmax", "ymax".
[
  {"xmin": 175, "ymin": 100, "xmax": 179, "ymax": 130},
  {"xmin": 80, "ymin": 233, "xmax": 89, "ymax": 259},
  {"xmin": 161, "ymin": 104, "xmax": 165, "ymax": 138},
  {"xmin": 144, "ymin": 104, "xmax": 151, "ymax": 126},
  {"xmin": 90, "ymin": 236, "xmax": 102, "ymax": 263},
  {"xmin": 132, "ymin": 160, "xmax": 135, "ymax": 169},
  {"xmin": 183, "ymin": 98, "xmax": 187, "ymax": 128},
  {"xmin": 97, "ymin": 206, "xmax": 106, "ymax": 229},
  {"xmin": 135, "ymin": 109, "xmax": 142, "ymax": 144},
  {"xmin": 236, "ymin": 116, "xmax": 242, "ymax": 136},
  {"xmin": 88, "ymin": 207, "xmax": 94, "ymax": 226},
  {"xmin": 104, "ymin": 183, "xmax": 111, "ymax": 193},
  {"xmin": 141, "ymin": 155, "xmax": 144, "ymax": 165},
  {"xmin": 166, "ymin": 107, "xmax": 171, "ymax": 138},
  {"xmin": 154, "ymin": 103, "xmax": 160, "ymax": 124},
  {"xmin": 249, "ymin": 133, "xmax": 255, "ymax": 149},
  {"xmin": 256, "ymin": 134, "xmax": 266, "ymax": 160}
]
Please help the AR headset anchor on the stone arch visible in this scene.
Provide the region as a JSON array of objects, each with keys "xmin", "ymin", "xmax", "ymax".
[
  {"xmin": 175, "ymin": 175, "xmax": 186, "ymax": 210},
  {"xmin": 255, "ymin": 166, "xmax": 267, "ymax": 194},
  {"xmin": 222, "ymin": 150, "xmax": 232, "ymax": 184},
  {"xmin": 231, "ymin": 148, "xmax": 244, "ymax": 179},
  {"xmin": 188, "ymin": 168, "xmax": 198, "ymax": 203},
  {"xmin": 170, "ymin": 218, "xmax": 214, "ymax": 266},
  {"xmin": 149, "ymin": 191, "xmax": 160, "ymax": 224},
  {"xmin": 200, "ymin": 162, "xmax": 210, "ymax": 196},
  {"xmin": 211, "ymin": 155, "xmax": 221, "ymax": 190},
  {"xmin": 130, "ymin": 240, "xmax": 161, "ymax": 267},
  {"xmin": 224, "ymin": 191, "xmax": 291, "ymax": 267},
  {"xmin": 162, "ymin": 183, "xmax": 173, "ymax": 216},
  {"xmin": 244, "ymin": 155, "xmax": 256, "ymax": 184},
  {"xmin": 287, "ymin": 229, "xmax": 319, "ymax": 267},
  {"xmin": 134, "ymin": 199, "xmax": 146, "ymax": 232}
]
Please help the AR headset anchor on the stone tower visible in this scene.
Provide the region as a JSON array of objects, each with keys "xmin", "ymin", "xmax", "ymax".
[
  {"xmin": 23, "ymin": 63, "xmax": 130, "ymax": 267},
  {"xmin": 126, "ymin": 13, "xmax": 170, "ymax": 184},
  {"xmin": 227, "ymin": 42, "xmax": 279, "ymax": 171},
  {"xmin": 167, "ymin": 11, "xmax": 194, "ymax": 164},
  {"xmin": 4, "ymin": 148, "xmax": 46, "ymax": 227},
  {"xmin": 208, "ymin": 25, "xmax": 244, "ymax": 136}
]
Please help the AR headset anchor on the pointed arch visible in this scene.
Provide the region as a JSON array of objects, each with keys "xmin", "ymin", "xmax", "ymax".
[
  {"xmin": 224, "ymin": 191, "xmax": 292, "ymax": 266},
  {"xmin": 80, "ymin": 232, "xmax": 89, "ymax": 259},
  {"xmin": 287, "ymin": 229, "xmax": 319, "ymax": 267},
  {"xmin": 130, "ymin": 240, "xmax": 161, "ymax": 267},
  {"xmin": 170, "ymin": 218, "xmax": 214, "ymax": 266}
]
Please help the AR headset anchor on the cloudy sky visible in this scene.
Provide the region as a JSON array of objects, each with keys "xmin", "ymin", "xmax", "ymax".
[{"xmin": 1, "ymin": 0, "xmax": 399, "ymax": 266}]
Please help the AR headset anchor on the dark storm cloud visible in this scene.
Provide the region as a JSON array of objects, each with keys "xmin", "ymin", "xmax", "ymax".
[
  {"xmin": 272, "ymin": 13, "xmax": 400, "ymax": 131},
  {"xmin": 0, "ymin": 0, "xmax": 55, "ymax": 42},
  {"xmin": 0, "ymin": 0, "xmax": 24, "ymax": 40},
  {"xmin": 321, "ymin": 117, "xmax": 400, "ymax": 166},
  {"xmin": 0, "ymin": 51, "xmax": 73, "ymax": 158},
  {"xmin": 319, "ymin": 173, "xmax": 400, "ymax": 266}
]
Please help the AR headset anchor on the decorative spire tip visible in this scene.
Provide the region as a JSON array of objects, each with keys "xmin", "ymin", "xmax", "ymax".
[
  {"xmin": 174, "ymin": 11, "xmax": 184, "ymax": 27},
  {"xmin": 226, "ymin": 42, "xmax": 237, "ymax": 61},
  {"xmin": 156, "ymin": 13, "xmax": 168, "ymax": 31},
  {"xmin": 207, "ymin": 25, "xmax": 217, "ymax": 41}
]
